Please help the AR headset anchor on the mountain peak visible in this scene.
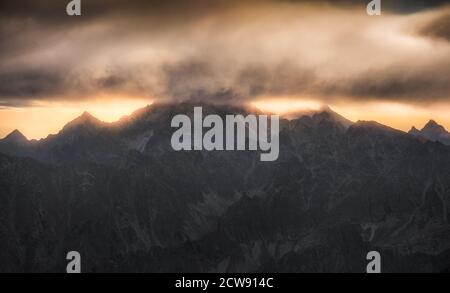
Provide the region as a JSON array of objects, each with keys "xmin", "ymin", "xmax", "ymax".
[
  {"xmin": 81, "ymin": 111, "xmax": 93, "ymax": 118},
  {"xmin": 2, "ymin": 129, "xmax": 28, "ymax": 144},
  {"xmin": 61, "ymin": 111, "xmax": 105, "ymax": 132},
  {"xmin": 312, "ymin": 106, "xmax": 354, "ymax": 129},
  {"xmin": 283, "ymin": 105, "xmax": 354, "ymax": 129},
  {"xmin": 422, "ymin": 119, "xmax": 446, "ymax": 133},
  {"xmin": 409, "ymin": 126, "xmax": 421, "ymax": 135},
  {"xmin": 409, "ymin": 119, "xmax": 450, "ymax": 145}
]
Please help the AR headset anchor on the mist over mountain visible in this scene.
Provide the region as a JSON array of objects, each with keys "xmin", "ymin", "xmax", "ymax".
[{"xmin": 1, "ymin": 102, "xmax": 450, "ymax": 272}]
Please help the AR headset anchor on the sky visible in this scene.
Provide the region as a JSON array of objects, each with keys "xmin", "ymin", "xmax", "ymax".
[{"xmin": 0, "ymin": 0, "xmax": 450, "ymax": 139}]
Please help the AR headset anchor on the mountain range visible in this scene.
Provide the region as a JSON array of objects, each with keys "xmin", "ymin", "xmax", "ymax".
[{"xmin": 0, "ymin": 102, "xmax": 449, "ymax": 272}]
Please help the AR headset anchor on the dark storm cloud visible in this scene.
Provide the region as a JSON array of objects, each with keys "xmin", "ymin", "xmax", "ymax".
[
  {"xmin": 0, "ymin": 69, "xmax": 64, "ymax": 98},
  {"xmin": 154, "ymin": 52, "xmax": 450, "ymax": 103},
  {"xmin": 0, "ymin": 100, "xmax": 34, "ymax": 108},
  {"xmin": 1, "ymin": 0, "xmax": 449, "ymax": 20},
  {"xmin": 0, "ymin": 0, "xmax": 449, "ymax": 106},
  {"xmin": 160, "ymin": 60, "xmax": 316, "ymax": 101},
  {"xmin": 0, "ymin": 0, "xmax": 242, "ymax": 22},
  {"xmin": 235, "ymin": 63, "xmax": 316, "ymax": 97},
  {"xmin": 322, "ymin": 62, "xmax": 450, "ymax": 101},
  {"xmin": 284, "ymin": 0, "xmax": 450, "ymax": 13},
  {"xmin": 0, "ymin": 64, "xmax": 146, "ymax": 102},
  {"xmin": 419, "ymin": 12, "xmax": 450, "ymax": 41}
]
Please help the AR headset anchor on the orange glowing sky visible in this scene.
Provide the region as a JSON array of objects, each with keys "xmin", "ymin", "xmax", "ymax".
[
  {"xmin": 252, "ymin": 98, "xmax": 450, "ymax": 132},
  {"xmin": 0, "ymin": 97, "xmax": 153, "ymax": 140},
  {"xmin": 1, "ymin": 97, "xmax": 450, "ymax": 140}
]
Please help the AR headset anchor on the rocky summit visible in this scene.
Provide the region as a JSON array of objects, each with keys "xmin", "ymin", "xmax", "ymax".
[{"xmin": 409, "ymin": 120, "xmax": 450, "ymax": 146}]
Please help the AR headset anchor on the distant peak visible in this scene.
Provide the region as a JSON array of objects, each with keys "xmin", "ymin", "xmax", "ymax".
[
  {"xmin": 79, "ymin": 111, "xmax": 100, "ymax": 122},
  {"xmin": 9, "ymin": 129, "xmax": 23, "ymax": 136},
  {"xmin": 77, "ymin": 111, "xmax": 99, "ymax": 121},
  {"xmin": 62, "ymin": 111, "xmax": 104, "ymax": 132},
  {"xmin": 425, "ymin": 119, "xmax": 439, "ymax": 127},
  {"xmin": 81, "ymin": 111, "xmax": 93, "ymax": 118},
  {"xmin": 422, "ymin": 119, "xmax": 447, "ymax": 133},
  {"xmin": 312, "ymin": 106, "xmax": 354, "ymax": 128},
  {"xmin": 409, "ymin": 126, "xmax": 420, "ymax": 134},
  {"xmin": 319, "ymin": 105, "xmax": 333, "ymax": 113},
  {"xmin": 282, "ymin": 105, "xmax": 353, "ymax": 128},
  {"xmin": 2, "ymin": 129, "xmax": 28, "ymax": 143},
  {"xmin": 410, "ymin": 119, "xmax": 450, "ymax": 145}
]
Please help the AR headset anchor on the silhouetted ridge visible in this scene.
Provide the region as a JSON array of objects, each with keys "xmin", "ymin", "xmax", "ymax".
[
  {"xmin": 422, "ymin": 120, "xmax": 447, "ymax": 133},
  {"xmin": 2, "ymin": 129, "xmax": 28, "ymax": 143},
  {"xmin": 409, "ymin": 119, "xmax": 450, "ymax": 145},
  {"xmin": 61, "ymin": 111, "xmax": 105, "ymax": 132},
  {"xmin": 312, "ymin": 107, "xmax": 354, "ymax": 129}
]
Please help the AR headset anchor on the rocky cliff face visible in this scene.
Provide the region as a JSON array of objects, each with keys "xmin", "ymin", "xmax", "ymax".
[{"xmin": 1, "ymin": 102, "xmax": 450, "ymax": 272}]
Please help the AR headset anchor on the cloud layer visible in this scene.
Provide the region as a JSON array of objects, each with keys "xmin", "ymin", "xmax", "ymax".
[{"xmin": 0, "ymin": 0, "xmax": 449, "ymax": 106}]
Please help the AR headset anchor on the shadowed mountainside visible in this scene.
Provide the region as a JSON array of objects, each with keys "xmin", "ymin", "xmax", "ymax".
[{"xmin": 0, "ymin": 102, "xmax": 450, "ymax": 272}]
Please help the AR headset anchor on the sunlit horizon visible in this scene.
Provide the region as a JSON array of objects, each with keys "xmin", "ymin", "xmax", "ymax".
[
  {"xmin": 0, "ymin": 96, "xmax": 153, "ymax": 140},
  {"xmin": 252, "ymin": 98, "xmax": 450, "ymax": 133},
  {"xmin": 2, "ymin": 97, "xmax": 450, "ymax": 140}
]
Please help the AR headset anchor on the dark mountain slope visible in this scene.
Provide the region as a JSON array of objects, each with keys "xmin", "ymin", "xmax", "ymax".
[{"xmin": 0, "ymin": 102, "xmax": 449, "ymax": 272}]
